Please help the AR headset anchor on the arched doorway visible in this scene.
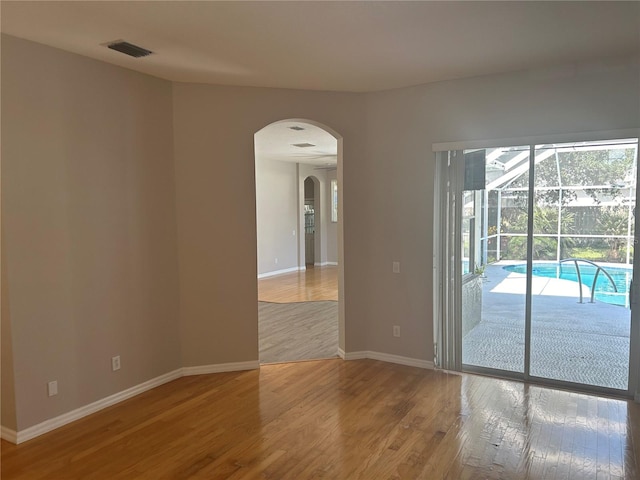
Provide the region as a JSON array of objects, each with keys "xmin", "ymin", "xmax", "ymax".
[
  {"xmin": 303, "ymin": 176, "xmax": 321, "ymax": 267},
  {"xmin": 254, "ymin": 119, "xmax": 343, "ymax": 364}
]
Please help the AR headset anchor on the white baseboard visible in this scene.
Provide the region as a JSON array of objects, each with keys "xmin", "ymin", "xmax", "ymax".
[
  {"xmin": 1, "ymin": 426, "xmax": 17, "ymax": 444},
  {"xmin": 342, "ymin": 350, "xmax": 369, "ymax": 361},
  {"xmin": 2, "ymin": 360, "xmax": 261, "ymax": 445},
  {"xmin": 2, "ymin": 353, "xmax": 431, "ymax": 444},
  {"xmin": 257, "ymin": 266, "xmax": 303, "ymax": 279},
  {"xmin": 6, "ymin": 368, "xmax": 183, "ymax": 444},
  {"xmin": 314, "ymin": 262, "xmax": 338, "ymax": 267},
  {"xmin": 342, "ymin": 350, "xmax": 433, "ymax": 369},
  {"xmin": 182, "ymin": 360, "xmax": 259, "ymax": 376}
]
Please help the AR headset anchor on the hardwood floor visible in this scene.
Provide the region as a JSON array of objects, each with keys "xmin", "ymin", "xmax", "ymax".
[
  {"xmin": 258, "ymin": 265, "xmax": 338, "ymax": 303},
  {"xmin": 2, "ymin": 359, "xmax": 639, "ymax": 479}
]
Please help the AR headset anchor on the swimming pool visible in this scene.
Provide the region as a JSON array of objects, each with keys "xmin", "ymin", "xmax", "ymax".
[{"xmin": 503, "ymin": 262, "xmax": 632, "ymax": 307}]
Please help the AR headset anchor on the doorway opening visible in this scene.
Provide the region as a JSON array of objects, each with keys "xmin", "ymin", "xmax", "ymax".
[
  {"xmin": 304, "ymin": 176, "xmax": 319, "ymax": 267},
  {"xmin": 254, "ymin": 119, "xmax": 343, "ymax": 364},
  {"xmin": 434, "ymin": 136, "xmax": 640, "ymax": 396}
]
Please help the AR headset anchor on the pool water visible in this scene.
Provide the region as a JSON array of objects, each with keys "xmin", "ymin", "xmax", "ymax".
[{"xmin": 503, "ymin": 262, "xmax": 632, "ymax": 307}]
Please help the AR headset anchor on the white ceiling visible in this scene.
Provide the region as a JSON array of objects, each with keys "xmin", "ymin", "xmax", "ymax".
[
  {"xmin": 1, "ymin": 1, "xmax": 638, "ymax": 93},
  {"xmin": 255, "ymin": 121, "xmax": 337, "ymax": 167}
]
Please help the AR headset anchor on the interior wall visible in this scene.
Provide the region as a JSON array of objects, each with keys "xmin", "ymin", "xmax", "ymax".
[
  {"xmin": 361, "ymin": 55, "xmax": 640, "ymax": 362},
  {"xmin": 255, "ymin": 158, "xmax": 299, "ymax": 275},
  {"xmin": 173, "ymin": 84, "xmax": 368, "ymax": 367},
  {"xmin": 1, "ymin": 236, "xmax": 17, "ymax": 431},
  {"xmin": 1, "ymin": 35, "xmax": 182, "ymax": 431}
]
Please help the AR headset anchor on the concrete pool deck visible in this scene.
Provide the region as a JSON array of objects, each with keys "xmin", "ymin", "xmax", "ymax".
[{"xmin": 462, "ymin": 263, "xmax": 631, "ymax": 390}]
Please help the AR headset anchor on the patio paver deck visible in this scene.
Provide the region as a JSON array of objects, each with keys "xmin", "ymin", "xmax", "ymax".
[{"xmin": 462, "ymin": 264, "xmax": 631, "ymax": 390}]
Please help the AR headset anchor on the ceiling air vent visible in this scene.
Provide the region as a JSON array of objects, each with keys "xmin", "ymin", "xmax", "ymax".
[
  {"xmin": 107, "ymin": 41, "xmax": 153, "ymax": 58},
  {"xmin": 292, "ymin": 143, "xmax": 315, "ymax": 148},
  {"xmin": 289, "ymin": 126, "xmax": 305, "ymax": 131}
]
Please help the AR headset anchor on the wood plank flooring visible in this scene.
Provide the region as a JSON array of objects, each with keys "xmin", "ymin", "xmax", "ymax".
[
  {"xmin": 258, "ymin": 265, "xmax": 338, "ymax": 303},
  {"xmin": 258, "ymin": 265, "xmax": 339, "ymax": 363},
  {"xmin": 258, "ymin": 301, "xmax": 338, "ymax": 363},
  {"xmin": 2, "ymin": 359, "xmax": 639, "ymax": 479}
]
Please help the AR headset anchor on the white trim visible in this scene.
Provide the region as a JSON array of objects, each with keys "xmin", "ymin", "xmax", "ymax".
[
  {"xmin": 314, "ymin": 261, "xmax": 338, "ymax": 267},
  {"xmin": 1, "ymin": 426, "xmax": 17, "ymax": 443},
  {"xmin": 337, "ymin": 348, "xmax": 346, "ymax": 359},
  {"xmin": 432, "ymin": 129, "xmax": 640, "ymax": 152},
  {"xmin": 342, "ymin": 350, "xmax": 369, "ymax": 361},
  {"xmin": 341, "ymin": 351, "xmax": 433, "ymax": 369},
  {"xmin": 9, "ymin": 369, "xmax": 182, "ymax": 444},
  {"xmin": 182, "ymin": 361, "xmax": 259, "ymax": 376},
  {"xmin": 3, "ymin": 361, "xmax": 261, "ymax": 445},
  {"xmin": 257, "ymin": 266, "xmax": 304, "ymax": 279}
]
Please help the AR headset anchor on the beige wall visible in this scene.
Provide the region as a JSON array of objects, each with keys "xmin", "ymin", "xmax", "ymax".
[
  {"xmin": 1, "ymin": 35, "xmax": 181, "ymax": 430},
  {"xmin": 361, "ymin": 56, "xmax": 640, "ymax": 361},
  {"xmin": 172, "ymin": 83, "xmax": 368, "ymax": 367},
  {"xmin": 255, "ymin": 158, "xmax": 299, "ymax": 275},
  {"xmin": 1, "ymin": 235, "xmax": 17, "ymax": 430}
]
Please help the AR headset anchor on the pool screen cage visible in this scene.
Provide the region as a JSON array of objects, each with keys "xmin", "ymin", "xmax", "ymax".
[{"xmin": 462, "ymin": 139, "xmax": 639, "ymax": 274}]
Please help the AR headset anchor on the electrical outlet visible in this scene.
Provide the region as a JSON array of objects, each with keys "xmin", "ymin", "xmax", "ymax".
[
  {"xmin": 393, "ymin": 325, "xmax": 400, "ymax": 337},
  {"xmin": 48, "ymin": 380, "xmax": 58, "ymax": 397},
  {"xmin": 112, "ymin": 355, "xmax": 121, "ymax": 371},
  {"xmin": 275, "ymin": 257, "xmax": 279, "ymax": 264},
  {"xmin": 392, "ymin": 262, "xmax": 400, "ymax": 274}
]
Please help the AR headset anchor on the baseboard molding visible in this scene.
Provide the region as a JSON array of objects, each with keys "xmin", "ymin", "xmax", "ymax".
[
  {"xmin": 257, "ymin": 266, "xmax": 303, "ymax": 279},
  {"xmin": 342, "ymin": 350, "xmax": 433, "ymax": 369},
  {"xmin": 4, "ymin": 361, "xmax": 261, "ymax": 445},
  {"xmin": 8, "ymin": 368, "xmax": 183, "ymax": 444},
  {"xmin": 0, "ymin": 426, "xmax": 17, "ymax": 444},
  {"xmin": 342, "ymin": 350, "xmax": 369, "ymax": 361},
  {"xmin": 314, "ymin": 262, "xmax": 338, "ymax": 267},
  {"xmin": 337, "ymin": 348, "xmax": 346, "ymax": 359},
  {"xmin": 182, "ymin": 360, "xmax": 259, "ymax": 376}
]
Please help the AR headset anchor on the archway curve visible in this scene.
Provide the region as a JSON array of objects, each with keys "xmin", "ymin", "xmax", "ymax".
[{"xmin": 254, "ymin": 118, "xmax": 345, "ymax": 362}]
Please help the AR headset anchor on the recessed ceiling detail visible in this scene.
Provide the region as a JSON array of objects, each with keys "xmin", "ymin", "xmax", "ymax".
[
  {"xmin": 255, "ymin": 121, "xmax": 337, "ymax": 167},
  {"xmin": 106, "ymin": 40, "xmax": 153, "ymax": 58}
]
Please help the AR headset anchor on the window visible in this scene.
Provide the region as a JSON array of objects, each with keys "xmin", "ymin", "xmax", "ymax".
[{"xmin": 331, "ymin": 179, "xmax": 338, "ymax": 222}]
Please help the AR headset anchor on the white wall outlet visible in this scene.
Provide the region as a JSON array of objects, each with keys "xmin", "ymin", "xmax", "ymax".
[
  {"xmin": 292, "ymin": 229, "xmax": 296, "ymax": 236},
  {"xmin": 112, "ymin": 355, "xmax": 121, "ymax": 371},
  {"xmin": 393, "ymin": 325, "xmax": 401, "ymax": 337},
  {"xmin": 392, "ymin": 261, "xmax": 401, "ymax": 274},
  {"xmin": 275, "ymin": 257, "xmax": 279, "ymax": 264},
  {"xmin": 48, "ymin": 380, "xmax": 58, "ymax": 397}
]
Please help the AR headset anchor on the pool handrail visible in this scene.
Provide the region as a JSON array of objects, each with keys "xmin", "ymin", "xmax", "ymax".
[{"xmin": 559, "ymin": 258, "xmax": 618, "ymax": 304}]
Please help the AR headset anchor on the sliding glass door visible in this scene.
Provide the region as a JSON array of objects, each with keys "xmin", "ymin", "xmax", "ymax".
[
  {"xmin": 460, "ymin": 146, "xmax": 530, "ymax": 375},
  {"xmin": 529, "ymin": 141, "xmax": 637, "ymax": 390},
  {"xmin": 435, "ymin": 137, "xmax": 639, "ymax": 395}
]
